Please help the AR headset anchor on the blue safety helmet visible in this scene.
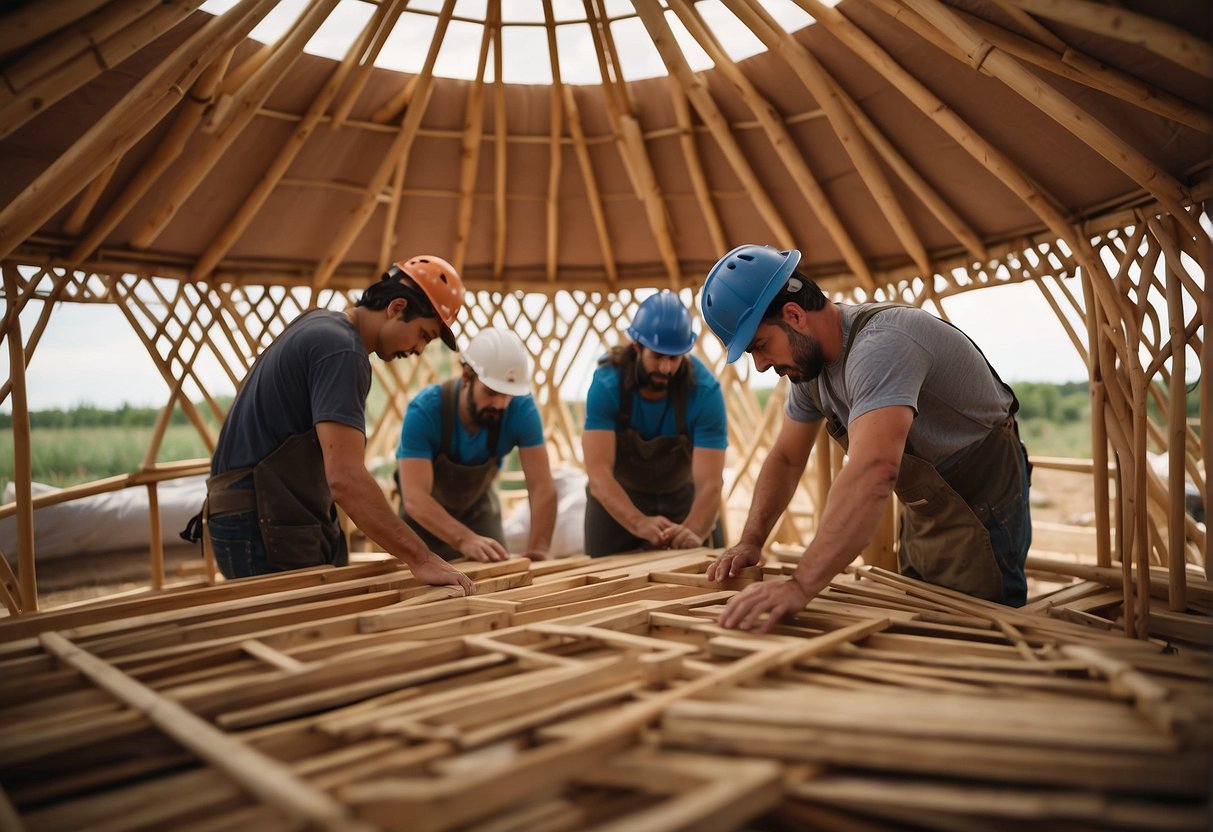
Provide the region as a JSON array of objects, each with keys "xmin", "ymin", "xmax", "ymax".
[
  {"xmin": 626, "ymin": 291, "xmax": 697, "ymax": 356},
  {"xmin": 701, "ymin": 244, "xmax": 802, "ymax": 363}
]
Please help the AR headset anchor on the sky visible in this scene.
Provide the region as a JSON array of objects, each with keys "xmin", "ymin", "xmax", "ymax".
[{"xmin": 5, "ymin": 279, "xmax": 1093, "ymax": 412}]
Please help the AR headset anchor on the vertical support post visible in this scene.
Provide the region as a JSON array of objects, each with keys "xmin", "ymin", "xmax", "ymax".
[
  {"xmin": 1163, "ymin": 220, "xmax": 1187, "ymax": 610},
  {"xmin": 2, "ymin": 261, "xmax": 36, "ymax": 612},
  {"xmin": 147, "ymin": 483, "xmax": 165, "ymax": 590}
]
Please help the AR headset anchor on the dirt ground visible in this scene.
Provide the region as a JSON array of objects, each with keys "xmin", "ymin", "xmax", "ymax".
[{"xmin": 4, "ymin": 467, "xmax": 1098, "ymax": 615}]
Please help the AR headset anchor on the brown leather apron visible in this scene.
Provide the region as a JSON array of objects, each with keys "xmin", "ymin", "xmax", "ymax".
[
  {"xmin": 204, "ymin": 428, "xmax": 349, "ymax": 570},
  {"xmin": 197, "ymin": 309, "xmax": 350, "ymax": 571},
  {"xmin": 610, "ymin": 350, "xmax": 693, "ymax": 497},
  {"xmin": 429, "ymin": 378, "xmax": 502, "ymax": 515},
  {"xmin": 807, "ymin": 304, "xmax": 1026, "ymax": 602},
  {"xmin": 399, "ymin": 378, "xmax": 505, "ymax": 560}
]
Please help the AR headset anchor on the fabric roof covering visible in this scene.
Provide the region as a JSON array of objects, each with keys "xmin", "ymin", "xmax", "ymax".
[{"xmin": 0, "ymin": 0, "xmax": 1208, "ymax": 293}]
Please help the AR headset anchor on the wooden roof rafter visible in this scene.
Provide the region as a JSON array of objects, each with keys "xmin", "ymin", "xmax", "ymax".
[
  {"xmin": 309, "ymin": 0, "xmax": 457, "ymax": 296},
  {"xmin": 634, "ymin": 2, "xmax": 796, "ymax": 278}
]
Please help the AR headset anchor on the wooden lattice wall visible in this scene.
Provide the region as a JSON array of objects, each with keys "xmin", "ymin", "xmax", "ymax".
[{"xmin": 1, "ymin": 199, "xmax": 1209, "ymax": 627}]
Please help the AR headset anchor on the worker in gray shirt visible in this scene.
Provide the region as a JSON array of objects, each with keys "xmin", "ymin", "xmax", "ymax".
[{"xmin": 701, "ymin": 245, "xmax": 1031, "ymax": 632}]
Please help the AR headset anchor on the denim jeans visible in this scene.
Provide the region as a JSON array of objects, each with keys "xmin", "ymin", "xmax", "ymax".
[{"xmin": 208, "ymin": 510, "xmax": 276, "ymax": 579}]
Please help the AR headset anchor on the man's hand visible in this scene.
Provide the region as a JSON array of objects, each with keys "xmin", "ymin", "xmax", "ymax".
[
  {"xmin": 457, "ymin": 534, "xmax": 511, "ymax": 562},
  {"xmin": 633, "ymin": 515, "xmax": 675, "ymax": 549},
  {"xmin": 667, "ymin": 525, "xmax": 704, "ymax": 549},
  {"xmin": 409, "ymin": 555, "xmax": 476, "ymax": 595},
  {"xmin": 718, "ymin": 580, "xmax": 808, "ymax": 633},
  {"xmin": 706, "ymin": 541, "xmax": 765, "ymax": 581},
  {"xmin": 523, "ymin": 549, "xmax": 551, "ymax": 561}
]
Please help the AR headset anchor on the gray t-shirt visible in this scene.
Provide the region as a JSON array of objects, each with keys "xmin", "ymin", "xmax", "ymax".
[
  {"xmin": 786, "ymin": 303, "xmax": 1013, "ymax": 469},
  {"xmin": 212, "ymin": 310, "xmax": 371, "ymax": 475}
]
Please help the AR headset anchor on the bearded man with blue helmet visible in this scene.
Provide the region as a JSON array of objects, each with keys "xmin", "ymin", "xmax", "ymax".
[
  {"xmin": 582, "ymin": 291, "xmax": 728, "ymax": 556},
  {"xmin": 701, "ymin": 245, "xmax": 1031, "ymax": 632}
]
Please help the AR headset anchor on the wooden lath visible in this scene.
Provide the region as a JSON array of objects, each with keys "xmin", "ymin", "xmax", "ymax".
[{"xmin": 0, "ymin": 552, "xmax": 1206, "ymax": 829}]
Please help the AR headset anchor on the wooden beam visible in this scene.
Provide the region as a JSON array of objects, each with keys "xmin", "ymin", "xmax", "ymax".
[
  {"xmin": 1, "ymin": 262, "xmax": 35, "ymax": 614},
  {"xmin": 38, "ymin": 631, "xmax": 377, "ymax": 831},
  {"xmin": 130, "ymin": 0, "xmax": 341, "ymax": 250},
  {"xmin": 726, "ymin": 0, "xmax": 927, "ymax": 282},
  {"xmin": 0, "ymin": 0, "xmax": 277, "ymax": 263},
  {"xmin": 1002, "ymin": 0, "xmax": 1213, "ymax": 78},
  {"xmin": 633, "ymin": 2, "xmax": 796, "ymax": 258},
  {"xmin": 309, "ymin": 0, "xmax": 457, "ymax": 293}
]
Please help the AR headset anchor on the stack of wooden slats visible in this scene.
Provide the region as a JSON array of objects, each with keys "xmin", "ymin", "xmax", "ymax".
[{"xmin": 0, "ymin": 551, "xmax": 1208, "ymax": 831}]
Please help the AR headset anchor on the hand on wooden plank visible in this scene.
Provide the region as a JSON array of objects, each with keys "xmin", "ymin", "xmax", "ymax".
[
  {"xmin": 718, "ymin": 579, "xmax": 808, "ymax": 634},
  {"xmin": 706, "ymin": 542, "xmax": 765, "ymax": 581},
  {"xmin": 457, "ymin": 533, "xmax": 511, "ymax": 562},
  {"xmin": 410, "ymin": 555, "xmax": 476, "ymax": 595}
]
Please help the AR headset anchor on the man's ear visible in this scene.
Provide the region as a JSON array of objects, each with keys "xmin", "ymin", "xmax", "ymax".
[
  {"xmin": 461, "ymin": 364, "xmax": 474, "ymax": 383},
  {"xmin": 389, "ymin": 297, "xmax": 408, "ymax": 319},
  {"xmin": 781, "ymin": 301, "xmax": 807, "ymax": 330}
]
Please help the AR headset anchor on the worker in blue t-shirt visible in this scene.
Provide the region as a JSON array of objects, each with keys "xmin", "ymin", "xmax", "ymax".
[
  {"xmin": 582, "ymin": 291, "xmax": 728, "ymax": 556},
  {"xmin": 397, "ymin": 328, "xmax": 557, "ymax": 561}
]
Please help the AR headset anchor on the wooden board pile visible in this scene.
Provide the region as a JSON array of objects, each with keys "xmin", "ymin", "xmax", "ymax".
[{"xmin": 0, "ymin": 550, "xmax": 1208, "ymax": 831}]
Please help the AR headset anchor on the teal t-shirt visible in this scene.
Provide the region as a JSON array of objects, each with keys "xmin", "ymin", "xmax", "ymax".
[
  {"xmin": 584, "ymin": 354, "xmax": 727, "ymax": 449},
  {"xmin": 397, "ymin": 379, "xmax": 545, "ymax": 467}
]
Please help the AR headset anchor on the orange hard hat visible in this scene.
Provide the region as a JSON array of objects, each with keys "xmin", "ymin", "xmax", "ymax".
[{"xmin": 393, "ymin": 255, "xmax": 465, "ymax": 350}]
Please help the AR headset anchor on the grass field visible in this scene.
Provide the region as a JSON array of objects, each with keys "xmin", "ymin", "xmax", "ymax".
[
  {"xmin": 0, "ymin": 424, "xmax": 210, "ymax": 496},
  {"xmin": 1, "ymin": 414, "xmax": 1098, "ymax": 499}
]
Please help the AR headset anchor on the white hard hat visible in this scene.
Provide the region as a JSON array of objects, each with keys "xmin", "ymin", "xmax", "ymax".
[{"xmin": 462, "ymin": 328, "xmax": 532, "ymax": 397}]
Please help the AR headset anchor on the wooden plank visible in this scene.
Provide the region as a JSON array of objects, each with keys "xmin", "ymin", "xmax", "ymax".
[{"xmin": 36, "ymin": 631, "xmax": 376, "ymax": 831}]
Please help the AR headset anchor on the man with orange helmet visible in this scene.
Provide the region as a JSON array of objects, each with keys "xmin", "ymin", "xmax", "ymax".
[
  {"xmin": 185, "ymin": 256, "xmax": 475, "ymax": 594},
  {"xmin": 396, "ymin": 327, "xmax": 557, "ymax": 562}
]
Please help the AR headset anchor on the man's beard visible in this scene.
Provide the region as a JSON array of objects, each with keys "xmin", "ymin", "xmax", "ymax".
[
  {"xmin": 638, "ymin": 370, "xmax": 670, "ymax": 391},
  {"xmin": 775, "ymin": 325, "xmax": 825, "ymax": 383},
  {"xmin": 467, "ymin": 384, "xmax": 503, "ymax": 427},
  {"xmin": 636, "ymin": 359, "xmax": 678, "ymax": 392}
]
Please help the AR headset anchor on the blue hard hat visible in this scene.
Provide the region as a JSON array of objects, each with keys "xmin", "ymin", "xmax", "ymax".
[
  {"xmin": 626, "ymin": 291, "xmax": 697, "ymax": 356},
  {"xmin": 700, "ymin": 244, "xmax": 802, "ymax": 363}
]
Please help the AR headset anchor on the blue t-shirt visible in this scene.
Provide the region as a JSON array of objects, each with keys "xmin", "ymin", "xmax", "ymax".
[
  {"xmin": 584, "ymin": 355, "xmax": 727, "ymax": 449},
  {"xmin": 213, "ymin": 311, "xmax": 370, "ymax": 474},
  {"xmin": 396, "ymin": 379, "xmax": 545, "ymax": 468}
]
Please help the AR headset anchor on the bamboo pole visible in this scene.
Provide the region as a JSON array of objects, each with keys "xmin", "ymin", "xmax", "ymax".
[
  {"xmin": 0, "ymin": 0, "xmax": 276, "ymax": 263},
  {"xmin": 309, "ymin": 0, "xmax": 456, "ymax": 293},
  {"xmin": 0, "ymin": 268, "xmax": 72, "ymax": 406},
  {"xmin": 130, "ymin": 0, "xmax": 341, "ymax": 250},
  {"xmin": 62, "ymin": 157, "xmax": 119, "ymax": 236},
  {"xmin": 190, "ymin": 5, "xmax": 385, "ymax": 284},
  {"xmin": 1079, "ymin": 268, "xmax": 1112, "ymax": 570},
  {"xmin": 666, "ymin": 80, "xmax": 726, "ymax": 256},
  {"xmin": 903, "ymin": 0, "xmax": 1198, "ymax": 240},
  {"xmin": 452, "ymin": 18, "xmax": 493, "ymax": 276},
  {"xmin": 1, "ymin": 262, "xmax": 35, "ymax": 613},
  {"xmin": 563, "ymin": 85, "xmax": 619, "ymax": 290},
  {"xmin": 727, "ymin": 0, "xmax": 929, "ymax": 281},
  {"xmin": 1001, "ymin": 0, "xmax": 1213, "ymax": 78},
  {"xmin": 327, "ymin": 0, "xmax": 407, "ymax": 131},
  {"xmin": 0, "ymin": 0, "xmax": 203, "ymax": 141},
  {"xmin": 70, "ymin": 47, "xmax": 235, "ymax": 265},
  {"xmin": 952, "ymin": 4, "xmax": 1211, "ymax": 134},
  {"xmin": 542, "ymin": 0, "xmax": 564, "ymax": 285},
  {"xmin": 0, "ymin": 0, "xmax": 108, "ymax": 55},
  {"xmin": 633, "ymin": 2, "xmax": 797, "ymax": 263},
  {"xmin": 1161, "ymin": 221, "xmax": 1188, "ymax": 609},
  {"xmin": 146, "ymin": 483, "xmax": 165, "ymax": 591},
  {"xmin": 491, "ymin": 0, "xmax": 507, "ymax": 283}
]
